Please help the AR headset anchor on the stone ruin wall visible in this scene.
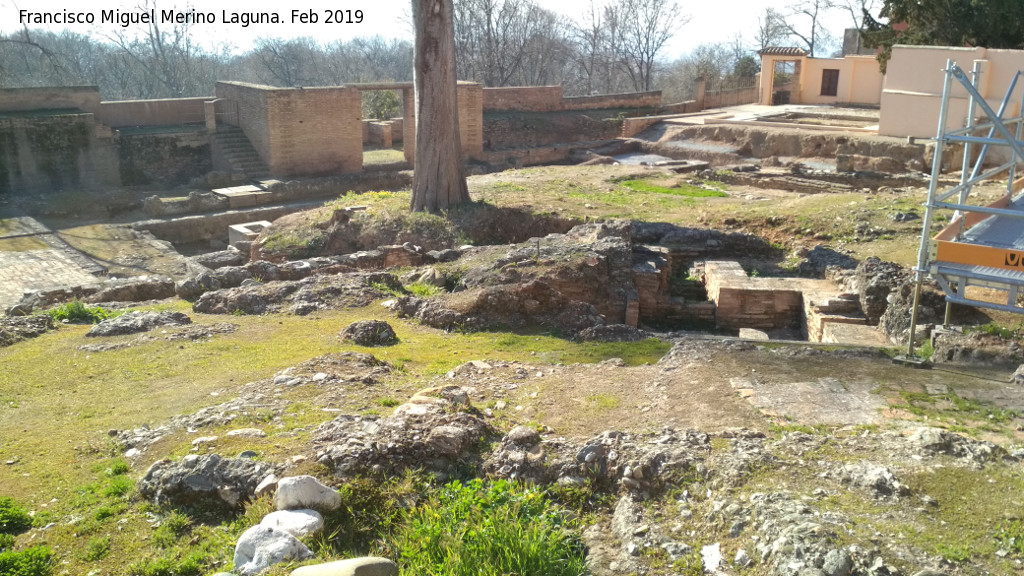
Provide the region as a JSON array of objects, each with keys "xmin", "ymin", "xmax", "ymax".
[{"xmin": 0, "ymin": 92, "xmax": 122, "ymax": 196}]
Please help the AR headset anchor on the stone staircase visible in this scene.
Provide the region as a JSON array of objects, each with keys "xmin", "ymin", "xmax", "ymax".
[{"xmin": 214, "ymin": 126, "xmax": 270, "ymax": 180}]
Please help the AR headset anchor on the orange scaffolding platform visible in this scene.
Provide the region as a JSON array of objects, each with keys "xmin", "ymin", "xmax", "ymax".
[{"xmin": 908, "ymin": 60, "xmax": 1024, "ymax": 354}]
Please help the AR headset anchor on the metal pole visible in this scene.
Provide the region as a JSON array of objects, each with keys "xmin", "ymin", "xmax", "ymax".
[
  {"xmin": 956, "ymin": 61, "xmax": 981, "ymax": 240},
  {"xmin": 909, "ymin": 59, "xmax": 957, "ymax": 358}
]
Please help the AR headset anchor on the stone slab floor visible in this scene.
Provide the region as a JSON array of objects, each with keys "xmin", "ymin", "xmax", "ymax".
[{"xmin": 0, "ymin": 217, "xmax": 105, "ymax": 311}]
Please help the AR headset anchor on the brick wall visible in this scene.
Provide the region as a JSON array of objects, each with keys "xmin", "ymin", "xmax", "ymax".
[
  {"xmin": 0, "ymin": 86, "xmax": 101, "ymax": 115},
  {"xmin": 367, "ymin": 122, "xmax": 393, "ymax": 147},
  {"xmin": 562, "ymin": 91, "xmax": 662, "ymax": 110},
  {"xmin": 703, "ymin": 86, "xmax": 759, "ymax": 109},
  {"xmin": 215, "ymin": 82, "xmax": 363, "ymax": 177},
  {"xmin": 483, "ymin": 86, "xmax": 662, "ymax": 112},
  {"xmin": 215, "ymin": 82, "xmax": 272, "ymax": 166},
  {"xmin": 704, "ymin": 261, "xmax": 804, "ymax": 330},
  {"xmin": 402, "ymin": 83, "xmax": 484, "ymax": 163},
  {"xmin": 266, "ymin": 87, "xmax": 362, "ymax": 176},
  {"xmin": 483, "ymin": 86, "xmax": 563, "ymax": 111},
  {"xmin": 99, "ymin": 97, "xmax": 210, "ymax": 128},
  {"xmin": 457, "ymin": 83, "xmax": 484, "ymax": 159}
]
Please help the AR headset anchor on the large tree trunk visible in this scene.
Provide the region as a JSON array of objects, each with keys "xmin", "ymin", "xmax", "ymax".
[{"xmin": 411, "ymin": 0, "xmax": 471, "ymax": 212}]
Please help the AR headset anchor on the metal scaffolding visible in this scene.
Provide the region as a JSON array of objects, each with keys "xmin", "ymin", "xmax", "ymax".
[{"xmin": 908, "ymin": 59, "xmax": 1024, "ymax": 356}]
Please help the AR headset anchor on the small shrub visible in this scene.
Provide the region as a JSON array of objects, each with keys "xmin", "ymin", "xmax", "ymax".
[
  {"xmin": 917, "ymin": 340, "xmax": 934, "ymax": 361},
  {"xmin": 0, "ymin": 545, "xmax": 54, "ymax": 576},
  {"xmin": 672, "ymin": 551, "xmax": 704, "ymax": 576},
  {"xmin": 0, "ymin": 533, "xmax": 14, "ymax": 551},
  {"xmin": 935, "ymin": 542, "xmax": 972, "ymax": 563},
  {"xmin": 94, "ymin": 506, "xmax": 117, "ymax": 521},
  {"xmin": 969, "ymin": 322, "xmax": 1019, "ymax": 340},
  {"xmin": 0, "ymin": 497, "xmax": 33, "ymax": 535},
  {"xmin": 368, "ymin": 280, "xmax": 406, "ymax": 298},
  {"xmin": 392, "ymin": 478, "xmax": 586, "ymax": 576},
  {"xmin": 44, "ymin": 300, "xmax": 112, "ymax": 324},
  {"xmin": 997, "ymin": 519, "xmax": 1024, "ymax": 556},
  {"xmin": 376, "ymin": 397, "xmax": 400, "ymax": 408},
  {"xmin": 152, "ymin": 511, "xmax": 192, "ymax": 549},
  {"xmin": 406, "ymin": 282, "xmax": 443, "ymax": 297},
  {"xmin": 102, "ymin": 475, "xmax": 134, "ymax": 498},
  {"xmin": 106, "ymin": 459, "xmax": 130, "ymax": 476},
  {"xmin": 82, "ymin": 536, "xmax": 111, "ymax": 562}
]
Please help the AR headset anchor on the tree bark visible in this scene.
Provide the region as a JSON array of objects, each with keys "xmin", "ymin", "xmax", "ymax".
[{"xmin": 410, "ymin": 0, "xmax": 470, "ymax": 212}]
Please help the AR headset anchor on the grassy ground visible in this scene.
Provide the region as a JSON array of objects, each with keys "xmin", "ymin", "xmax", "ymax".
[{"xmin": 3, "ymin": 164, "xmax": 1024, "ymax": 575}]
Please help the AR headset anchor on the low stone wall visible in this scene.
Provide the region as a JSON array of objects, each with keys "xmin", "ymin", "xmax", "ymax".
[
  {"xmin": 133, "ymin": 205, "xmax": 309, "ymax": 245},
  {"xmin": 366, "ymin": 122, "xmax": 393, "ymax": 147}
]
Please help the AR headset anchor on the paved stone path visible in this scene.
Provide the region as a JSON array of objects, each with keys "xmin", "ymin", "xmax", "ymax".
[{"xmin": 0, "ymin": 216, "xmax": 106, "ymax": 311}]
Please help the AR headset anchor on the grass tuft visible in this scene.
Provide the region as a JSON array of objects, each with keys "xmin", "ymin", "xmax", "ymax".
[
  {"xmin": 44, "ymin": 300, "xmax": 114, "ymax": 324},
  {"xmin": 392, "ymin": 478, "xmax": 586, "ymax": 576}
]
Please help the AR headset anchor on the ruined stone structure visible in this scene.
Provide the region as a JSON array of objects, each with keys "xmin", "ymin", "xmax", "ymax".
[
  {"xmin": 0, "ymin": 87, "xmax": 120, "ymax": 195},
  {"xmin": 2, "ymin": 74, "xmax": 762, "ymax": 194}
]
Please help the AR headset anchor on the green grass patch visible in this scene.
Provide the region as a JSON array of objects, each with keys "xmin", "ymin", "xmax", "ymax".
[
  {"xmin": 44, "ymin": 300, "xmax": 115, "ymax": 324},
  {"xmin": 586, "ymin": 393, "xmax": 621, "ymax": 411},
  {"xmin": 0, "ymin": 545, "xmax": 54, "ymax": 576},
  {"xmin": 0, "ymin": 497, "xmax": 32, "ymax": 535},
  {"xmin": 0, "ymin": 237, "xmax": 50, "ymax": 252},
  {"xmin": 406, "ymin": 282, "xmax": 443, "ymax": 297},
  {"xmin": 896, "ymin": 390, "xmax": 1019, "ymax": 426},
  {"xmin": 392, "ymin": 478, "xmax": 586, "ymax": 576},
  {"xmin": 362, "ymin": 148, "xmax": 406, "ymax": 165},
  {"xmin": 620, "ymin": 179, "xmax": 728, "ymax": 198}
]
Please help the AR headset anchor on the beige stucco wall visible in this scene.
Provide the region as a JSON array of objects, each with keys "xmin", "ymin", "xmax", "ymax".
[
  {"xmin": 878, "ymin": 45, "xmax": 1024, "ymax": 138},
  {"xmin": 758, "ymin": 55, "xmax": 882, "ymax": 106},
  {"xmin": 848, "ymin": 57, "xmax": 885, "ymax": 104}
]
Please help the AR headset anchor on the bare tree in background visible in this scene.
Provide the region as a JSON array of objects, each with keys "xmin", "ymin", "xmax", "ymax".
[
  {"xmin": 832, "ymin": 0, "xmax": 878, "ymax": 30},
  {"xmin": 251, "ymin": 38, "xmax": 325, "ymax": 87},
  {"xmin": 106, "ymin": 0, "xmax": 222, "ymax": 97},
  {"xmin": 410, "ymin": 0, "xmax": 470, "ymax": 212},
  {"xmin": 614, "ymin": 0, "xmax": 687, "ymax": 92},
  {"xmin": 755, "ymin": 7, "xmax": 791, "ymax": 49},
  {"xmin": 452, "ymin": 0, "xmax": 571, "ymax": 87},
  {"xmin": 779, "ymin": 0, "xmax": 834, "ymax": 56}
]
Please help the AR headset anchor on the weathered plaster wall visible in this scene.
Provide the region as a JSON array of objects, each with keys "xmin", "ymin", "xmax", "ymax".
[
  {"xmin": 0, "ymin": 112, "xmax": 120, "ymax": 196},
  {"xmin": 99, "ymin": 97, "xmax": 211, "ymax": 128},
  {"xmin": 0, "ymin": 86, "xmax": 102, "ymax": 115}
]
